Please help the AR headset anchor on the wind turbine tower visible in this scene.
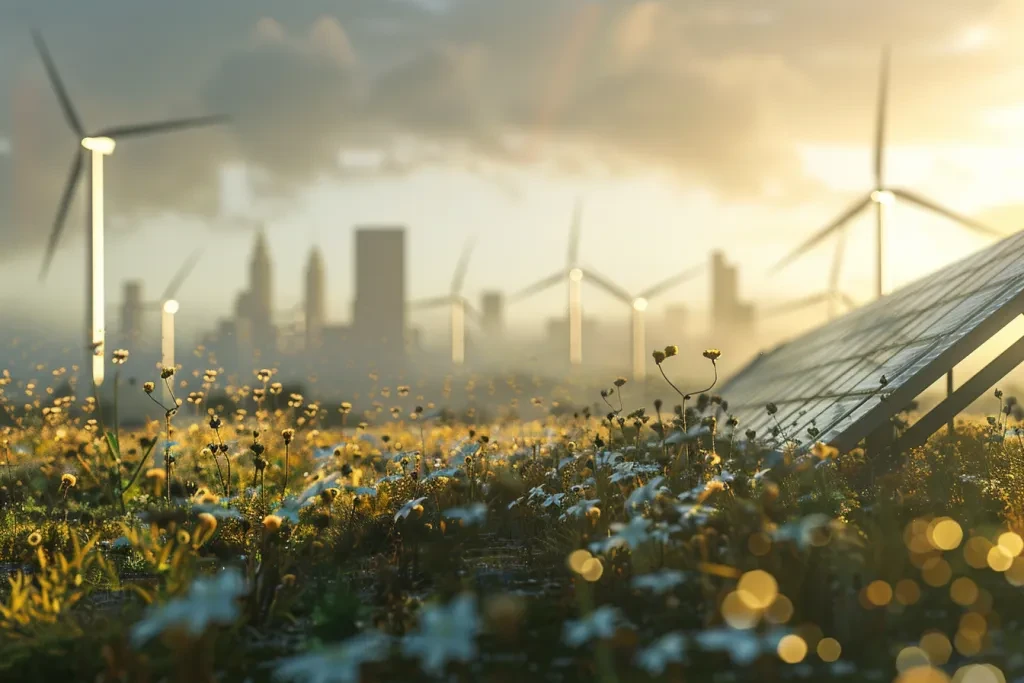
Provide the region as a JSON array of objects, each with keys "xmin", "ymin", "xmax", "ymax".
[{"xmin": 32, "ymin": 30, "xmax": 226, "ymax": 388}]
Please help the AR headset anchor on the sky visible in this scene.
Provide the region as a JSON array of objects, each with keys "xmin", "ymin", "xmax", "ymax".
[{"xmin": 1, "ymin": 0, "xmax": 1024, "ymax": 354}]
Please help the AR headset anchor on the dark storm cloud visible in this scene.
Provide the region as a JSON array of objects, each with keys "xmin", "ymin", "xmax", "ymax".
[{"xmin": 0, "ymin": 0, "xmax": 1018, "ymax": 256}]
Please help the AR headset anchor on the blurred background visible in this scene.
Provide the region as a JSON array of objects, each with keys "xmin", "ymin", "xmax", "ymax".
[{"xmin": 1, "ymin": 0, "xmax": 1023, "ymax": 411}]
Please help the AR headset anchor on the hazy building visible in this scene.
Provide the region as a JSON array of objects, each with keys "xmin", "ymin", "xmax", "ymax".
[
  {"xmin": 304, "ymin": 246, "xmax": 326, "ymax": 351},
  {"xmin": 245, "ymin": 230, "xmax": 276, "ymax": 356},
  {"xmin": 709, "ymin": 250, "xmax": 755, "ymax": 354},
  {"xmin": 120, "ymin": 280, "xmax": 144, "ymax": 346},
  {"xmin": 481, "ymin": 291, "xmax": 505, "ymax": 337},
  {"xmin": 352, "ymin": 227, "xmax": 406, "ymax": 362},
  {"xmin": 711, "ymin": 251, "xmax": 738, "ymax": 329}
]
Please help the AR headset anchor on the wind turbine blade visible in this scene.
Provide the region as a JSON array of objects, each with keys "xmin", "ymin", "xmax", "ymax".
[
  {"xmin": 840, "ymin": 293, "xmax": 859, "ymax": 310},
  {"xmin": 39, "ymin": 151, "xmax": 84, "ymax": 281},
  {"xmin": 96, "ymin": 114, "xmax": 228, "ymax": 139},
  {"xmin": 638, "ymin": 264, "xmax": 704, "ymax": 300},
  {"xmin": 511, "ymin": 271, "xmax": 565, "ymax": 302},
  {"xmin": 582, "ymin": 267, "xmax": 633, "ymax": 305},
  {"xmin": 889, "ymin": 188, "xmax": 1003, "ymax": 238},
  {"xmin": 462, "ymin": 299, "xmax": 482, "ymax": 322},
  {"xmin": 161, "ymin": 248, "xmax": 202, "ymax": 301},
  {"xmin": 32, "ymin": 30, "xmax": 85, "ymax": 137},
  {"xmin": 765, "ymin": 292, "xmax": 831, "ymax": 316},
  {"xmin": 567, "ymin": 197, "xmax": 583, "ymax": 267},
  {"xmin": 408, "ymin": 295, "xmax": 453, "ymax": 311},
  {"xmin": 771, "ymin": 195, "xmax": 872, "ymax": 272},
  {"xmin": 451, "ymin": 237, "xmax": 476, "ymax": 295},
  {"xmin": 874, "ymin": 45, "xmax": 890, "ymax": 188},
  {"xmin": 829, "ymin": 226, "xmax": 848, "ymax": 295}
]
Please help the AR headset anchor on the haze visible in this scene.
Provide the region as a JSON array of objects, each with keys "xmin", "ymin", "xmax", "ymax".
[{"xmin": 2, "ymin": 0, "xmax": 1024, "ymax": 395}]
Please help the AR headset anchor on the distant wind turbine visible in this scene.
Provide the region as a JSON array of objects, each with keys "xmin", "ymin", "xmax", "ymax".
[
  {"xmin": 409, "ymin": 238, "xmax": 480, "ymax": 366},
  {"xmin": 584, "ymin": 264, "xmax": 705, "ymax": 381},
  {"xmin": 32, "ymin": 30, "xmax": 227, "ymax": 387},
  {"xmin": 772, "ymin": 45, "xmax": 1001, "ymax": 300},
  {"xmin": 511, "ymin": 199, "xmax": 588, "ymax": 366},
  {"xmin": 117, "ymin": 249, "xmax": 203, "ymax": 345},
  {"xmin": 766, "ymin": 227, "xmax": 858, "ymax": 321}
]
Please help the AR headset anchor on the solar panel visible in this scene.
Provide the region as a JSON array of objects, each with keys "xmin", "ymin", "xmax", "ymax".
[{"xmin": 720, "ymin": 230, "xmax": 1024, "ymax": 452}]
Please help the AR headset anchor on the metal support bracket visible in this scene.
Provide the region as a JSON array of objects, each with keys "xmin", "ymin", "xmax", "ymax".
[{"xmin": 897, "ymin": 333, "xmax": 1024, "ymax": 452}]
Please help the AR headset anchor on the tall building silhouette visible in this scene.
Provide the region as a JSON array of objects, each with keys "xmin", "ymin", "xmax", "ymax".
[
  {"xmin": 353, "ymin": 227, "xmax": 405, "ymax": 361},
  {"xmin": 710, "ymin": 250, "xmax": 755, "ymax": 348},
  {"xmin": 481, "ymin": 291, "xmax": 505, "ymax": 337},
  {"xmin": 246, "ymin": 230, "xmax": 275, "ymax": 355},
  {"xmin": 304, "ymin": 246, "xmax": 326, "ymax": 351}
]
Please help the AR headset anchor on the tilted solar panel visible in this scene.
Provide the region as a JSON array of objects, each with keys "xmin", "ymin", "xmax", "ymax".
[{"xmin": 720, "ymin": 230, "xmax": 1024, "ymax": 452}]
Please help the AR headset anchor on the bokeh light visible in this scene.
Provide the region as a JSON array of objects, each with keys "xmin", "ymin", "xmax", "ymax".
[
  {"xmin": 919, "ymin": 632, "xmax": 953, "ymax": 665},
  {"xmin": 986, "ymin": 545, "xmax": 1013, "ymax": 572},
  {"xmin": 997, "ymin": 531, "xmax": 1023, "ymax": 557},
  {"xmin": 1005, "ymin": 557, "xmax": 1024, "ymax": 586},
  {"xmin": 922, "ymin": 557, "xmax": 953, "ymax": 587},
  {"xmin": 816, "ymin": 637, "xmax": 841, "ymax": 662},
  {"xmin": 896, "ymin": 667, "xmax": 952, "ymax": 683},
  {"xmin": 952, "ymin": 663, "xmax": 1005, "ymax": 683},
  {"xmin": 777, "ymin": 634, "xmax": 808, "ymax": 664},
  {"xmin": 567, "ymin": 549, "xmax": 591, "ymax": 574},
  {"xmin": 950, "ymin": 577, "xmax": 979, "ymax": 606},
  {"xmin": 866, "ymin": 580, "xmax": 893, "ymax": 607},
  {"xmin": 965, "ymin": 537, "xmax": 994, "ymax": 569},
  {"xmin": 764, "ymin": 594, "xmax": 794, "ymax": 625},
  {"xmin": 721, "ymin": 591, "xmax": 761, "ymax": 630},
  {"xmin": 895, "ymin": 579, "xmax": 922, "ymax": 605},
  {"xmin": 929, "ymin": 518, "xmax": 964, "ymax": 551},
  {"xmin": 896, "ymin": 646, "xmax": 932, "ymax": 673},
  {"xmin": 580, "ymin": 557, "xmax": 604, "ymax": 582},
  {"xmin": 737, "ymin": 570, "xmax": 778, "ymax": 609},
  {"xmin": 748, "ymin": 532, "xmax": 772, "ymax": 556}
]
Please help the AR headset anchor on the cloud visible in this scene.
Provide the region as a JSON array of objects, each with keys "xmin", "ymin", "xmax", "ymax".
[{"xmin": 1, "ymin": 0, "xmax": 1022, "ymax": 260}]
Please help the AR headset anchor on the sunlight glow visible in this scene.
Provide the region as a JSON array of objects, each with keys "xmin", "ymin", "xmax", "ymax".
[
  {"xmin": 632, "ymin": 297, "xmax": 648, "ymax": 312},
  {"xmin": 163, "ymin": 299, "xmax": 180, "ymax": 315}
]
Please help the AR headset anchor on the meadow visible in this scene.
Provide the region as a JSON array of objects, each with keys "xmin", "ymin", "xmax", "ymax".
[{"xmin": 1, "ymin": 347, "xmax": 1023, "ymax": 683}]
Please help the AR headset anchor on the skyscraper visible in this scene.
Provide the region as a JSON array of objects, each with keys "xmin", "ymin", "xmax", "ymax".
[
  {"xmin": 247, "ymin": 230, "xmax": 275, "ymax": 355},
  {"xmin": 353, "ymin": 227, "xmax": 405, "ymax": 360},
  {"xmin": 304, "ymin": 246, "xmax": 326, "ymax": 351},
  {"xmin": 481, "ymin": 291, "xmax": 505, "ymax": 337},
  {"xmin": 709, "ymin": 250, "xmax": 754, "ymax": 351}
]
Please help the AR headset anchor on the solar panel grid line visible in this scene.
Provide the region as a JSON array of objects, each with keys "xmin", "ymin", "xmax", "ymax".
[
  {"xmin": 814, "ymin": 283, "xmax": 1024, "ymax": 450},
  {"xmin": 790, "ymin": 285, "xmax": 1021, "ymax": 446},
  {"xmin": 733, "ymin": 291, "xmax": 1006, "ymax": 409},
  {"xmin": 739, "ymin": 237, "xmax": 1024, "ymax": 391},
  {"xmin": 767, "ymin": 231, "xmax": 1024, "ymax": 360},
  {"xmin": 730, "ymin": 234, "xmax": 1024, "ymax": 399},
  {"xmin": 717, "ymin": 229, "xmax": 1024, "ymax": 452}
]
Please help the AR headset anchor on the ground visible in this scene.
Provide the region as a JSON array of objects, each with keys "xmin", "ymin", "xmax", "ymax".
[{"xmin": 1, "ymin": 352, "xmax": 1023, "ymax": 683}]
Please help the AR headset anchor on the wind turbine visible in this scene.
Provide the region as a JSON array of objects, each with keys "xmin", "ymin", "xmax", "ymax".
[
  {"xmin": 511, "ymin": 199, "xmax": 588, "ymax": 366},
  {"xmin": 765, "ymin": 227, "xmax": 858, "ymax": 321},
  {"xmin": 118, "ymin": 249, "xmax": 202, "ymax": 346},
  {"xmin": 772, "ymin": 45, "xmax": 1001, "ymax": 300},
  {"xmin": 32, "ymin": 30, "xmax": 227, "ymax": 388},
  {"xmin": 408, "ymin": 238, "xmax": 480, "ymax": 366},
  {"xmin": 583, "ymin": 265, "xmax": 705, "ymax": 381},
  {"xmin": 161, "ymin": 299, "xmax": 179, "ymax": 407}
]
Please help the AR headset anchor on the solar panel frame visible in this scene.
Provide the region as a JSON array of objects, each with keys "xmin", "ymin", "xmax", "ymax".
[{"xmin": 720, "ymin": 230, "xmax": 1024, "ymax": 452}]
